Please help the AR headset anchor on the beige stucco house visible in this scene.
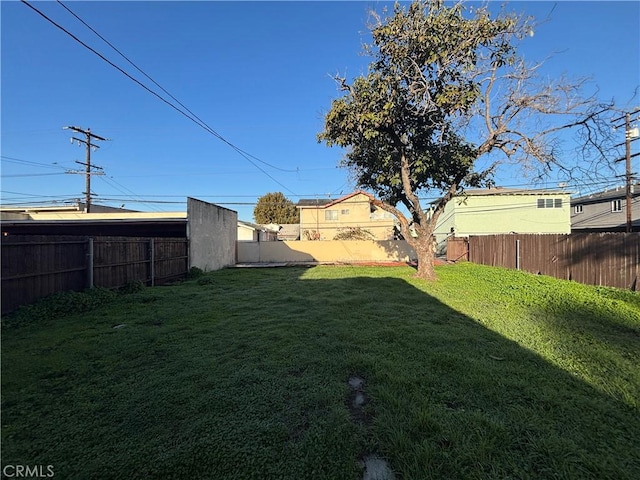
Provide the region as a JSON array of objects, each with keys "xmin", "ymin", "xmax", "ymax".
[
  {"xmin": 432, "ymin": 187, "xmax": 572, "ymax": 252},
  {"xmin": 296, "ymin": 191, "xmax": 396, "ymax": 241}
]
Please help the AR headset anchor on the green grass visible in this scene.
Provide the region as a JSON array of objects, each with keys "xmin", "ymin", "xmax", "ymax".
[{"xmin": 2, "ymin": 263, "xmax": 639, "ymax": 479}]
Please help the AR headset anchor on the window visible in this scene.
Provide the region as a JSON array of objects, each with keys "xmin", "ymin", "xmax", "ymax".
[
  {"xmin": 574, "ymin": 204, "xmax": 583, "ymax": 214},
  {"xmin": 611, "ymin": 199, "xmax": 623, "ymax": 212},
  {"xmin": 341, "ymin": 209, "xmax": 350, "ymax": 215},
  {"xmin": 325, "ymin": 210, "xmax": 338, "ymax": 221},
  {"xmin": 537, "ymin": 198, "xmax": 563, "ymax": 208}
]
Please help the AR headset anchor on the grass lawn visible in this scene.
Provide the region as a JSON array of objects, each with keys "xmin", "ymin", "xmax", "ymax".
[{"xmin": 2, "ymin": 263, "xmax": 639, "ymax": 479}]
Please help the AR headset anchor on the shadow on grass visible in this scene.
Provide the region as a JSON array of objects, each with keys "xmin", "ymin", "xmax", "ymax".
[
  {"xmin": 1, "ymin": 265, "xmax": 639, "ymax": 479},
  {"xmin": 525, "ymin": 291, "xmax": 640, "ymax": 410}
]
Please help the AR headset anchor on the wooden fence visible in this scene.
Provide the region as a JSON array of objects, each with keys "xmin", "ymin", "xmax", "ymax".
[
  {"xmin": 446, "ymin": 237, "xmax": 469, "ymax": 262},
  {"xmin": 468, "ymin": 233, "xmax": 639, "ymax": 290},
  {"xmin": 2, "ymin": 235, "xmax": 188, "ymax": 314}
]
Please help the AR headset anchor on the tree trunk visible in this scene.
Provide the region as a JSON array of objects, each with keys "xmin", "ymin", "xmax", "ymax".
[{"xmin": 412, "ymin": 233, "xmax": 437, "ymax": 280}]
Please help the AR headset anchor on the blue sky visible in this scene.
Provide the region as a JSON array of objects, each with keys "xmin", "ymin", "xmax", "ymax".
[{"xmin": 2, "ymin": 1, "xmax": 639, "ymax": 221}]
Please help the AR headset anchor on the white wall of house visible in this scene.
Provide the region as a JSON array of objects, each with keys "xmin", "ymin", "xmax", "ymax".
[{"xmin": 237, "ymin": 224, "xmax": 258, "ymax": 242}]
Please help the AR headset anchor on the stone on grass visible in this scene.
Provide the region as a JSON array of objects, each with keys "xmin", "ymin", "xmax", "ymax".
[
  {"xmin": 348, "ymin": 376, "xmax": 364, "ymax": 390},
  {"xmin": 361, "ymin": 455, "xmax": 396, "ymax": 480}
]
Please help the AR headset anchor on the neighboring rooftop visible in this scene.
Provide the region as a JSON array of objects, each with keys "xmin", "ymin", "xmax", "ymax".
[
  {"xmin": 237, "ymin": 220, "xmax": 280, "ymax": 232},
  {"xmin": 459, "ymin": 187, "xmax": 570, "ymax": 196},
  {"xmin": 296, "ymin": 198, "xmax": 334, "ymax": 208},
  {"xmin": 571, "ymin": 184, "xmax": 639, "ymax": 204},
  {"xmin": 296, "ymin": 190, "xmax": 376, "ymax": 208}
]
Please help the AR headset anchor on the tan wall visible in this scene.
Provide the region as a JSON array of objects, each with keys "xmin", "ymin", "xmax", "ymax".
[{"xmin": 237, "ymin": 240, "xmax": 416, "ymax": 264}]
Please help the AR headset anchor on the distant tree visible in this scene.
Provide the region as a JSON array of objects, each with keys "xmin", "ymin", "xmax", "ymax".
[
  {"xmin": 253, "ymin": 192, "xmax": 299, "ymax": 224},
  {"xmin": 318, "ymin": 0, "xmax": 614, "ymax": 280}
]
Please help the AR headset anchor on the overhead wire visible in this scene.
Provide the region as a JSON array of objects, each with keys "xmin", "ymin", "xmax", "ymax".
[
  {"xmin": 1, "ymin": 173, "xmax": 627, "ymax": 202},
  {"xmin": 16, "ymin": 2, "xmax": 637, "ymax": 208},
  {"xmin": 1, "ymin": 155, "xmax": 69, "ymax": 170},
  {"xmin": 2, "ymin": 173, "xmax": 69, "ymax": 178},
  {"xmin": 54, "ymin": 1, "xmax": 296, "ymax": 176},
  {"xmin": 97, "ymin": 175, "xmax": 163, "ymax": 212},
  {"xmin": 20, "ymin": 0, "xmax": 297, "ymax": 196}
]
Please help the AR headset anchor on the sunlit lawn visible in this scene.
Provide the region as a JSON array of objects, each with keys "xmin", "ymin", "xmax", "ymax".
[{"xmin": 2, "ymin": 263, "xmax": 639, "ymax": 479}]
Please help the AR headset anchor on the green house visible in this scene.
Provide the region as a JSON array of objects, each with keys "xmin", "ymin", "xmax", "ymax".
[{"xmin": 432, "ymin": 188, "xmax": 572, "ymax": 253}]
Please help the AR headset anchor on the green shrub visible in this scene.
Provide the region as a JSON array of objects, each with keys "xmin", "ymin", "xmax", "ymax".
[
  {"xmin": 187, "ymin": 266, "xmax": 204, "ymax": 279},
  {"xmin": 2, "ymin": 288, "xmax": 117, "ymax": 329},
  {"xmin": 119, "ymin": 280, "xmax": 146, "ymax": 294}
]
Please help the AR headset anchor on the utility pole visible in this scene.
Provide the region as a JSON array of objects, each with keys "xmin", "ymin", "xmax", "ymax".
[
  {"xmin": 64, "ymin": 126, "xmax": 108, "ymax": 213},
  {"xmin": 612, "ymin": 109, "xmax": 640, "ymax": 232}
]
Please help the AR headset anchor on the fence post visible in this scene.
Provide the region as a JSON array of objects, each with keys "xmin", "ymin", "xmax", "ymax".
[
  {"xmin": 515, "ymin": 239, "xmax": 521, "ymax": 270},
  {"xmin": 149, "ymin": 238, "xmax": 155, "ymax": 287},
  {"xmin": 86, "ymin": 237, "xmax": 94, "ymax": 288}
]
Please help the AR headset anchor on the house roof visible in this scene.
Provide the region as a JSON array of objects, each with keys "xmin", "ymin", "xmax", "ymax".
[
  {"xmin": 0, "ymin": 203, "xmax": 139, "ymax": 214},
  {"xmin": 296, "ymin": 198, "xmax": 334, "ymax": 208},
  {"xmin": 277, "ymin": 224, "xmax": 300, "ymax": 240},
  {"xmin": 1, "ymin": 218, "xmax": 187, "ymax": 237},
  {"xmin": 296, "ymin": 190, "xmax": 375, "ymax": 209},
  {"xmin": 571, "ymin": 184, "xmax": 640, "ymax": 205},
  {"xmin": 460, "ymin": 187, "xmax": 570, "ymax": 196},
  {"xmin": 238, "ymin": 220, "xmax": 262, "ymax": 231},
  {"xmin": 237, "ymin": 220, "xmax": 280, "ymax": 232},
  {"xmin": 427, "ymin": 187, "xmax": 571, "ymax": 205}
]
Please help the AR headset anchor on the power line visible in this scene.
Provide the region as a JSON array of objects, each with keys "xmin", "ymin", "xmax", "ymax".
[
  {"xmin": 1, "ymin": 190, "xmax": 78, "ymax": 198},
  {"xmin": 1, "ymin": 155, "xmax": 69, "ymax": 170},
  {"xmin": 21, "ymin": 0, "xmax": 297, "ymax": 195},
  {"xmin": 2, "ymin": 173, "xmax": 68, "ymax": 178},
  {"xmin": 97, "ymin": 176, "xmax": 163, "ymax": 212},
  {"xmin": 55, "ymin": 0, "xmax": 298, "ymax": 179},
  {"xmin": 3, "ymin": 149, "xmax": 617, "ymax": 201}
]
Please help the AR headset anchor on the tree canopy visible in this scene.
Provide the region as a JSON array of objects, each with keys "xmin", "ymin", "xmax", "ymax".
[
  {"xmin": 319, "ymin": 0, "xmax": 613, "ymax": 279},
  {"xmin": 253, "ymin": 192, "xmax": 299, "ymax": 224}
]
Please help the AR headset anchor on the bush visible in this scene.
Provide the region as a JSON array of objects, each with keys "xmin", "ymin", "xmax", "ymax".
[
  {"xmin": 2, "ymin": 288, "xmax": 117, "ymax": 329},
  {"xmin": 333, "ymin": 227, "xmax": 375, "ymax": 241},
  {"xmin": 187, "ymin": 266, "xmax": 204, "ymax": 279},
  {"xmin": 119, "ymin": 280, "xmax": 146, "ymax": 294}
]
